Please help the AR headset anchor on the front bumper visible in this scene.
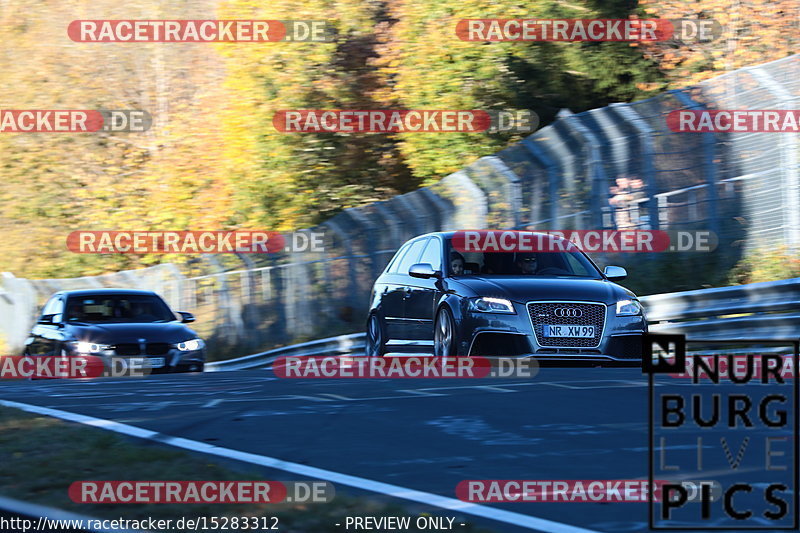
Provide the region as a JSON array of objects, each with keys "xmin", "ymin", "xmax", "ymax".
[
  {"xmin": 65, "ymin": 345, "xmax": 205, "ymax": 375},
  {"xmin": 459, "ymin": 301, "xmax": 646, "ymax": 361}
]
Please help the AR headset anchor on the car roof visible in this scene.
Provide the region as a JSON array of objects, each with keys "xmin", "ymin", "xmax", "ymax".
[
  {"xmin": 54, "ymin": 288, "xmax": 159, "ymax": 298},
  {"xmin": 411, "ymin": 231, "xmax": 455, "ymax": 240},
  {"xmin": 411, "ymin": 231, "xmax": 564, "ymax": 240}
]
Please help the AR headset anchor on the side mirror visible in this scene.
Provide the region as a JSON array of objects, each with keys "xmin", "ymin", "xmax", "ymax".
[
  {"xmin": 178, "ymin": 311, "xmax": 195, "ymax": 324},
  {"xmin": 37, "ymin": 314, "xmax": 56, "ymax": 325},
  {"xmin": 408, "ymin": 263, "xmax": 440, "ymax": 279},
  {"xmin": 604, "ymin": 266, "xmax": 628, "ymax": 281}
]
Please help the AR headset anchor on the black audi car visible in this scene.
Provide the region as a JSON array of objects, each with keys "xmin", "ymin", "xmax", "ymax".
[
  {"xmin": 365, "ymin": 231, "xmax": 647, "ymax": 363},
  {"xmin": 24, "ymin": 288, "xmax": 205, "ymax": 373}
]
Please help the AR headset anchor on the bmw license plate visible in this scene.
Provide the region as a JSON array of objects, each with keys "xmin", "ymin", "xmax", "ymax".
[
  {"xmin": 142, "ymin": 357, "xmax": 165, "ymax": 368},
  {"xmin": 543, "ymin": 324, "xmax": 594, "ymax": 338}
]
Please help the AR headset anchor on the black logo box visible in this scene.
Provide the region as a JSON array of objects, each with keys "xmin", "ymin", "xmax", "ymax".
[{"xmin": 644, "ymin": 333, "xmax": 799, "ymax": 531}]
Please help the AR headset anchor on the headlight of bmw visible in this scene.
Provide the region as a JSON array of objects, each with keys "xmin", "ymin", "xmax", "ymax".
[
  {"xmin": 175, "ymin": 338, "xmax": 205, "ymax": 351},
  {"xmin": 616, "ymin": 299, "xmax": 643, "ymax": 316},
  {"xmin": 469, "ymin": 297, "xmax": 516, "ymax": 314},
  {"xmin": 69, "ymin": 341, "xmax": 112, "ymax": 354}
]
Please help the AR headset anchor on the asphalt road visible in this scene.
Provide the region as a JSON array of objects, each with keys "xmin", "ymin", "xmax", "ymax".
[{"xmin": 0, "ymin": 365, "xmax": 795, "ymax": 533}]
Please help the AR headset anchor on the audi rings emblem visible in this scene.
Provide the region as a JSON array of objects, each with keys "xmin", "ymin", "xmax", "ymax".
[{"xmin": 554, "ymin": 307, "xmax": 582, "ymax": 318}]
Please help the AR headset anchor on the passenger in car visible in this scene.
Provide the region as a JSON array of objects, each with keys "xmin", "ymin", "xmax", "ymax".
[{"xmin": 450, "ymin": 252, "xmax": 465, "ymax": 275}]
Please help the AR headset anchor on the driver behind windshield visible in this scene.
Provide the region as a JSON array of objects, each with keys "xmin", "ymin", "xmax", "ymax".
[
  {"xmin": 64, "ymin": 295, "xmax": 174, "ymax": 323},
  {"xmin": 515, "ymin": 252, "xmax": 539, "ymax": 274},
  {"xmin": 65, "ymin": 301, "xmax": 85, "ymax": 322}
]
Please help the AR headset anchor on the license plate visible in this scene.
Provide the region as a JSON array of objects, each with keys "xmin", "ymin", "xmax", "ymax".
[
  {"xmin": 543, "ymin": 324, "xmax": 595, "ymax": 338},
  {"xmin": 129, "ymin": 357, "xmax": 165, "ymax": 368}
]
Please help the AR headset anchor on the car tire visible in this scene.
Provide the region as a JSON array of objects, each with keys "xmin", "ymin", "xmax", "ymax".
[
  {"xmin": 365, "ymin": 313, "xmax": 386, "ymax": 357},
  {"xmin": 178, "ymin": 363, "xmax": 204, "ymax": 373},
  {"xmin": 434, "ymin": 307, "xmax": 457, "ymax": 357}
]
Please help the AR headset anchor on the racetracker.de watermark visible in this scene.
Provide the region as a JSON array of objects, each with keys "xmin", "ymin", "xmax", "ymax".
[
  {"xmin": 69, "ymin": 481, "xmax": 334, "ymax": 504},
  {"xmin": 452, "ymin": 230, "xmax": 718, "ymax": 253},
  {"xmin": 273, "ymin": 110, "xmax": 538, "ymax": 133},
  {"xmin": 0, "ymin": 355, "xmax": 173, "ymax": 379},
  {"xmin": 273, "ymin": 355, "xmax": 539, "ymax": 379},
  {"xmin": 67, "ymin": 231, "xmax": 325, "ymax": 254},
  {"xmin": 456, "ymin": 19, "xmax": 721, "ymax": 42},
  {"xmin": 0, "ymin": 110, "xmax": 151, "ymax": 133},
  {"xmin": 457, "ymin": 479, "xmax": 721, "ymax": 503},
  {"xmin": 0, "ymin": 355, "xmax": 102, "ymax": 379},
  {"xmin": 667, "ymin": 110, "xmax": 800, "ymax": 133},
  {"xmin": 68, "ymin": 20, "xmax": 333, "ymax": 42}
]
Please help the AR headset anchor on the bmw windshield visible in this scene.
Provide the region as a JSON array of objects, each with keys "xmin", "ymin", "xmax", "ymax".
[
  {"xmin": 65, "ymin": 294, "xmax": 177, "ymax": 324},
  {"xmin": 445, "ymin": 240, "xmax": 603, "ymax": 279}
]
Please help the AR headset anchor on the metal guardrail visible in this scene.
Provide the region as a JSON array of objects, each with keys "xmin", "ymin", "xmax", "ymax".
[
  {"xmin": 641, "ymin": 277, "xmax": 800, "ymax": 341},
  {"xmin": 206, "ymin": 278, "xmax": 800, "ymax": 369},
  {"xmin": 205, "ymin": 333, "xmax": 365, "ymax": 371}
]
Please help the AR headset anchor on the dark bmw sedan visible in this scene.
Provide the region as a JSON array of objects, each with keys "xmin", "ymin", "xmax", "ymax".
[
  {"xmin": 24, "ymin": 288, "xmax": 205, "ymax": 373},
  {"xmin": 365, "ymin": 231, "xmax": 647, "ymax": 363}
]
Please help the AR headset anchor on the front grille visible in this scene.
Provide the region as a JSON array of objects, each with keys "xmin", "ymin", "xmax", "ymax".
[
  {"xmin": 145, "ymin": 343, "xmax": 171, "ymax": 355},
  {"xmin": 114, "ymin": 343, "xmax": 171, "ymax": 356},
  {"xmin": 114, "ymin": 343, "xmax": 140, "ymax": 356},
  {"xmin": 527, "ymin": 301, "xmax": 606, "ymax": 348}
]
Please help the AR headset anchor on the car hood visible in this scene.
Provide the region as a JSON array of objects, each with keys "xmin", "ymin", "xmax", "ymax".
[
  {"xmin": 65, "ymin": 322, "xmax": 199, "ymax": 344},
  {"xmin": 448, "ymin": 276, "xmax": 635, "ymax": 305}
]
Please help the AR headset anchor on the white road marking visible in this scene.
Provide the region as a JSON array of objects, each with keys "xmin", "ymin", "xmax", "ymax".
[
  {"xmin": 0, "ymin": 398, "xmax": 600, "ymax": 533},
  {"xmin": 542, "ymin": 380, "xmax": 647, "ymax": 390},
  {"xmin": 398, "ymin": 389, "xmax": 447, "ymax": 397},
  {"xmin": 473, "ymin": 385, "xmax": 517, "ymax": 393},
  {"xmin": 318, "ymin": 394, "xmax": 354, "ymax": 400}
]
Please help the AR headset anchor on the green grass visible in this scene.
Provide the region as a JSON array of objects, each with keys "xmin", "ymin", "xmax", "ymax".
[{"xmin": 0, "ymin": 407, "xmax": 494, "ymax": 532}]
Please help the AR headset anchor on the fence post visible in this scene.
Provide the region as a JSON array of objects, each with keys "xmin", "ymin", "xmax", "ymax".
[
  {"xmin": 557, "ymin": 110, "xmax": 610, "ymax": 229},
  {"xmin": 669, "ymin": 90, "xmax": 720, "ymax": 236},
  {"xmin": 344, "ymin": 207, "xmax": 380, "ymax": 282},
  {"xmin": 748, "ymin": 68, "xmax": 800, "ymax": 251},
  {"xmin": 433, "ymin": 171, "xmax": 488, "ymax": 230},
  {"xmin": 419, "ymin": 187, "xmax": 454, "ymax": 231},
  {"xmin": 610, "ymin": 103, "xmax": 660, "ymax": 230},
  {"xmin": 1, "ymin": 272, "xmax": 38, "ymax": 354},
  {"xmin": 521, "ymin": 137, "xmax": 560, "ymax": 228},
  {"xmin": 481, "ymin": 156, "xmax": 523, "ymax": 228},
  {"xmin": 322, "ymin": 219, "xmax": 359, "ymax": 318}
]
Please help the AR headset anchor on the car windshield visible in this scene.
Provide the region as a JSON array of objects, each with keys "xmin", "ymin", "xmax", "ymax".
[
  {"xmin": 64, "ymin": 294, "xmax": 176, "ymax": 323},
  {"xmin": 445, "ymin": 240, "xmax": 602, "ymax": 278}
]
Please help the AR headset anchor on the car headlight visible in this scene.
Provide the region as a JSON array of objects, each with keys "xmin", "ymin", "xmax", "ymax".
[
  {"xmin": 616, "ymin": 299, "xmax": 643, "ymax": 316},
  {"xmin": 70, "ymin": 341, "xmax": 111, "ymax": 354},
  {"xmin": 469, "ymin": 297, "xmax": 516, "ymax": 314},
  {"xmin": 176, "ymin": 339, "xmax": 205, "ymax": 351}
]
